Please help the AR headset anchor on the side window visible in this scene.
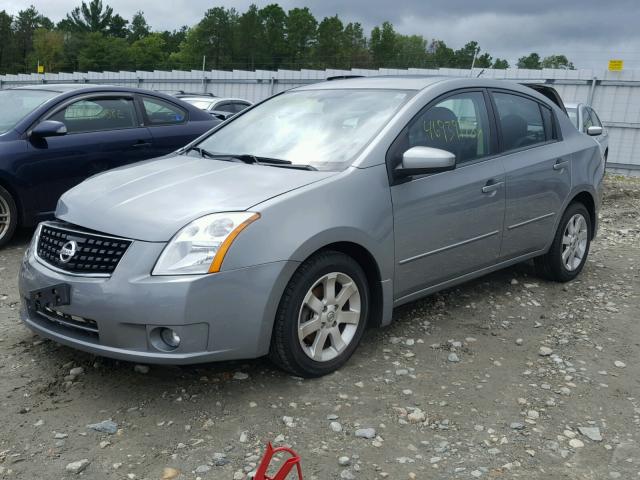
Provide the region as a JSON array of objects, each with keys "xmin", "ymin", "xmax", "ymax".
[
  {"xmin": 142, "ymin": 97, "xmax": 187, "ymax": 125},
  {"xmin": 540, "ymin": 105, "xmax": 555, "ymax": 141},
  {"xmin": 582, "ymin": 107, "xmax": 594, "ymax": 131},
  {"xmin": 215, "ymin": 102, "xmax": 235, "ymax": 113},
  {"xmin": 589, "ymin": 108, "xmax": 602, "ymax": 127},
  {"xmin": 49, "ymin": 97, "xmax": 137, "ymax": 133},
  {"xmin": 234, "ymin": 102, "xmax": 250, "ymax": 113},
  {"xmin": 492, "ymin": 92, "xmax": 547, "ymax": 150},
  {"xmin": 400, "ymin": 91, "xmax": 492, "ymax": 165}
]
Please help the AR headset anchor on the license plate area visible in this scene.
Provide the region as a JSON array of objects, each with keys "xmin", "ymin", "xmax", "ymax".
[{"xmin": 29, "ymin": 284, "xmax": 71, "ymax": 309}]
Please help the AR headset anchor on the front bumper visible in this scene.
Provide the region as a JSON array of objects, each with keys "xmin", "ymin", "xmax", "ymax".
[{"xmin": 19, "ymin": 240, "xmax": 298, "ymax": 364}]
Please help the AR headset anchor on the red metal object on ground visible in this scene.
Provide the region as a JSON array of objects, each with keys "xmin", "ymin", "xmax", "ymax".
[{"xmin": 254, "ymin": 442, "xmax": 303, "ymax": 480}]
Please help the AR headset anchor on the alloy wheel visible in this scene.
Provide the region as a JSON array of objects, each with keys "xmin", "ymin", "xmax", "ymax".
[
  {"xmin": 297, "ymin": 272, "xmax": 361, "ymax": 362},
  {"xmin": 0, "ymin": 195, "xmax": 10, "ymax": 241},
  {"xmin": 562, "ymin": 213, "xmax": 588, "ymax": 271}
]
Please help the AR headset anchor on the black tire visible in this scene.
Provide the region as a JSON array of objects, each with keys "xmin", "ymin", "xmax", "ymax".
[
  {"xmin": 269, "ymin": 250, "xmax": 370, "ymax": 378},
  {"xmin": 0, "ymin": 185, "xmax": 18, "ymax": 249},
  {"xmin": 535, "ymin": 202, "xmax": 592, "ymax": 282}
]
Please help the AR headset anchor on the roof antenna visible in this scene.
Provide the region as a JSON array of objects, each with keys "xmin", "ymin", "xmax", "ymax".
[{"xmin": 477, "ymin": 69, "xmax": 485, "ymax": 78}]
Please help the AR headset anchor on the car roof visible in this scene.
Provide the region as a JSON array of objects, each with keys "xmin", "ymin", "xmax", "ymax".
[
  {"xmin": 11, "ymin": 83, "xmax": 93, "ymax": 93},
  {"xmin": 182, "ymin": 96, "xmax": 251, "ymax": 103},
  {"xmin": 296, "ymin": 75, "xmax": 447, "ymax": 91},
  {"xmin": 295, "ymin": 75, "xmax": 566, "ymax": 111}
]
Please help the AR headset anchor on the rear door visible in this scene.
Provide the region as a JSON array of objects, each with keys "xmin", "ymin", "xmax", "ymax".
[
  {"xmin": 26, "ymin": 94, "xmax": 153, "ymax": 215},
  {"xmin": 390, "ymin": 89, "xmax": 505, "ymax": 300},
  {"xmin": 139, "ymin": 95, "xmax": 208, "ymax": 155},
  {"xmin": 491, "ymin": 90, "xmax": 571, "ymax": 259}
]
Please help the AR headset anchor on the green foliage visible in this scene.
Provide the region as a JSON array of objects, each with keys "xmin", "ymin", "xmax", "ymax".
[
  {"xmin": 0, "ymin": 2, "xmax": 576, "ymax": 74},
  {"xmin": 493, "ymin": 58, "xmax": 509, "ymax": 69},
  {"xmin": 128, "ymin": 11, "xmax": 150, "ymax": 42},
  {"xmin": 541, "ymin": 54, "xmax": 574, "ymax": 70},
  {"xmin": 517, "ymin": 52, "xmax": 542, "ymax": 69},
  {"xmin": 30, "ymin": 29, "xmax": 65, "ymax": 72}
]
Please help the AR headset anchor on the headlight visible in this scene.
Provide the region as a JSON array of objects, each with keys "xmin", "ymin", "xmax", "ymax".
[{"xmin": 152, "ymin": 212, "xmax": 260, "ymax": 275}]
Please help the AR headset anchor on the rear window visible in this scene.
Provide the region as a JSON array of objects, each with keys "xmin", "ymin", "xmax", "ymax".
[
  {"xmin": 492, "ymin": 92, "xmax": 548, "ymax": 151},
  {"xmin": 142, "ymin": 97, "xmax": 187, "ymax": 125}
]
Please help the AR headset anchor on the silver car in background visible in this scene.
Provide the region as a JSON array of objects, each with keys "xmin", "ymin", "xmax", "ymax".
[
  {"xmin": 565, "ymin": 102, "xmax": 609, "ymax": 162},
  {"xmin": 177, "ymin": 94, "xmax": 252, "ymax": 121},
  {"xmin": 19, "ymin": 77, "xmax": 604, "ymax": 377}
]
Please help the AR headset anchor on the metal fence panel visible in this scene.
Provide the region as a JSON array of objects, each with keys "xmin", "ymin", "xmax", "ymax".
[{"xmin": 1, "ymin": 67, "xmax": 638, "ymax": 173}]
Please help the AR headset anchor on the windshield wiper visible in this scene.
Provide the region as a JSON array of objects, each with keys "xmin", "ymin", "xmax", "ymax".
[{"xmin": 187, "ymin": 148, "xmax": 317, "ymax": 170}]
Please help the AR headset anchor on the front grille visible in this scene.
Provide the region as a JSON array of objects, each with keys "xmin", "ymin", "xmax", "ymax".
[{"xmin": 36, "ymin": 223, "xmax": 131, "ymax": 276}]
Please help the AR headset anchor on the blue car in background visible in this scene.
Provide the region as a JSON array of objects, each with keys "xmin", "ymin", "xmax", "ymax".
[{"xmin": 0, "ymin": 84, "xmax": 220, "ymax": 247}]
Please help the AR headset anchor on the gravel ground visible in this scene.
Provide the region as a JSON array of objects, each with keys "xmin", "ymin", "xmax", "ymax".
[{"xmin": 0, "ymin": 175, "xmax": 638, "ymax": 480}]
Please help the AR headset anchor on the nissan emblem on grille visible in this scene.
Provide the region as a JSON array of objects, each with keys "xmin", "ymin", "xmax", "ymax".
[{"xmin": 59, "ymin": 240, "xmax": 78, "ymax": 263}]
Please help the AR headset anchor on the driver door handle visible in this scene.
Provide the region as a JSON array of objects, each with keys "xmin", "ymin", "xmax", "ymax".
[
  {"xmin": 482, "ymin": 180, "xmax": 504, "ymax": 193},
  {"xmin": 553, "ymin": 160, "xmax": 569, "ymax": 170},
  {"xmin": 132, "ymin": 141, "xmax": 152, "ymax": 148}
]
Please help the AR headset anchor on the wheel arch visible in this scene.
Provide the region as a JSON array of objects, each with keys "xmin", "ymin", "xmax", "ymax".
[
  {"xmin": 569, "ymin": 190, "xmax": 597, "ymax": 239},
  {"xmin": 0, "ymin": 175, "xmax": 22, "ymax": 226},
  {"xmin": 311, "ymin": 241, "xmax": 385, "ymax": 328}
]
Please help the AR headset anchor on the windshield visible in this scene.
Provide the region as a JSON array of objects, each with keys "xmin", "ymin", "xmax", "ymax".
[
  {"xmin": 196, "ymin": 89, "xmax": 413, "ymax": 171},
  {"xmin": 566, "ymin": 107, "xmax": 578, "ymax": 128},
  {"xmin": 0, "ymin": 89, "xmax": 59, "ymax": 134},
  {"xmin": 184, "ymin": 99, "xmax": 215, "ymax": 110}
]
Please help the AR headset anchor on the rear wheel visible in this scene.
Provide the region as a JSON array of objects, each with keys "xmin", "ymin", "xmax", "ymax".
[
  {"xmin": 269, "ymin": 251, "xmax": 369, "ymax": 378},
  {"xmin": 535, "ymin": 202, "xmax": 591, "ymax": 282},
  {"xmin": 0, "ymin": 186, "xmax": 17, "ymax": 248}
]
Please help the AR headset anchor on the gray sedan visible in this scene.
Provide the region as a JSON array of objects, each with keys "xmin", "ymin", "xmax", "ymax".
[{"xmin": 19, "ymin": 76, "xmax": 604, "ymax": 377}]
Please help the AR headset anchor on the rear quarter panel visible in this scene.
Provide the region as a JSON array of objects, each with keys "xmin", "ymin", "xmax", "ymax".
[{"xmin": 555, "ymin": 111, "xmax": 604, "ymax": 240}]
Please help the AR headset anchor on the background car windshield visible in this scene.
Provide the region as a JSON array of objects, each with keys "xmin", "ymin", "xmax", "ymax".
[
  {"xmin": 0, "ymin": 89, "xmax": 58, "ymax": 134},
  {"xmin": 566, "ymin": 107, "xmax": 578, "ymax": 128},
  {"xmin": 197, "ymin": 89, "xmax": 412, "ymax": 171}
]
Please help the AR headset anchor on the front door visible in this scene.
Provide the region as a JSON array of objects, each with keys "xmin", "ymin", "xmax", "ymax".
[
  {"xmin": 390, "ymin": 90, "xmax": 506, "ymax": 301},
  {"xmin": 26, "ymin": 95, "xmax": 153, "ymax": 216}
]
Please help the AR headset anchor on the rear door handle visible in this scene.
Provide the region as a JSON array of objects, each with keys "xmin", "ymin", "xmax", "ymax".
[
  {"xmin": 482, "ymin": 181, "xmax": 504, "ymax": 193},
  {"xmin": 553, "ymin": 160, "xmax": 569, "ymax": 170},
  {"xmin": 132, "ymin": 141, "xmax": 152, "ymax": 148}
]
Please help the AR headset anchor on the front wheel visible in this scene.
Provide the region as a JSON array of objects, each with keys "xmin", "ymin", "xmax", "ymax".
[
  {"xmin": 269, "ymin": 251, "xmax": 369, "ymax": 378},
  {"xmin": 535, "ymin": 202, "xmax": 592, "ymax": 282},
  {"xmin": 0, "ymin": 186, "xmax": 18, "ymax": 249}
]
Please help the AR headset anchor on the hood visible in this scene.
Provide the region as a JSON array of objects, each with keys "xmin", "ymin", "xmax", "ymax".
[{"xmin": 57, "ymin": 154, "xmax": 335, "ymax": 241}]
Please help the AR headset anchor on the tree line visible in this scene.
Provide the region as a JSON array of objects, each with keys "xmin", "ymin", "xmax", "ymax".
[{"xmin": 0, "ymin": 1, "xmax": 575, "ymax": 74}]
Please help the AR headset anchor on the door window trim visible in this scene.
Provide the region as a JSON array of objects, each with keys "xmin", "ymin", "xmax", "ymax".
[
  {"xmin": 487, "ymin": 88, "xmax": 562, "ymax": 156},
  {"xmin": 385, "ymin": 87, "xmax": 500, "ymax": 185},
  {"xmin": 32, "ymin": 93, "xmax": 142, "ymax": 136}
]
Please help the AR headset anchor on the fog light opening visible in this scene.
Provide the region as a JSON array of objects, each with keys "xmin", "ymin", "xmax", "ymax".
[{"xmin": 160, "ymin": 328, "xmax": 181, "ymax": 349}]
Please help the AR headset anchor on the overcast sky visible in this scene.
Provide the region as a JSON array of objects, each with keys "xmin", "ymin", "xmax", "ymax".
[{"xmin": 4, "ymin": 0, "xmax": 640, "ymax": 70}]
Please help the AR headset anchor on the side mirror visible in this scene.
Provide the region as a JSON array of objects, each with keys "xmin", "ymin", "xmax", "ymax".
[
  {"xmin": 587, "ymin": 125, "xmax": 602, "ymax": 136},
  {"xmin": 210, "ymin": 110, "xmax": 233, "ymax": 121},
  {"xmin": 394, "ymin": 146, "xmax": 456, "ymax": 178},
  {"xmin": 31, "ymin": 120, "xmax": 67, "ymax": 138}
]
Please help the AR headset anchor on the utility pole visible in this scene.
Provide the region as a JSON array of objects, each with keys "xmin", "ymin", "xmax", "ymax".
[
  {"xmin": 201, "ymin": 55, "xmax": 206, "ymax": 94},
  {"xmin": 469, "ymin": 47, "xmax": 480, "ymax": 77}
]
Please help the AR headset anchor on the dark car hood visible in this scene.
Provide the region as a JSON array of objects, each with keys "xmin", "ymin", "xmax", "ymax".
[{"xmin": 57, "ymin": 154, "xmax": 335, "ymax": 241}]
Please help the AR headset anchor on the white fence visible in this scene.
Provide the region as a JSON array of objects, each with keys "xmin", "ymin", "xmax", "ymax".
[{"xmin": 2, "ymin": 67, "xmax": 639, "ymax": 174}]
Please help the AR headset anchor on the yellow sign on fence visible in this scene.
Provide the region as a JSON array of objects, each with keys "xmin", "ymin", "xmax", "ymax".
[
  {"xmin": 37, "ymin": 65, "xmax": 44, "ymax": 74},
  {"xmin": 608, "ymin": 59, "xmax": 624, "ymax": 71}
]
